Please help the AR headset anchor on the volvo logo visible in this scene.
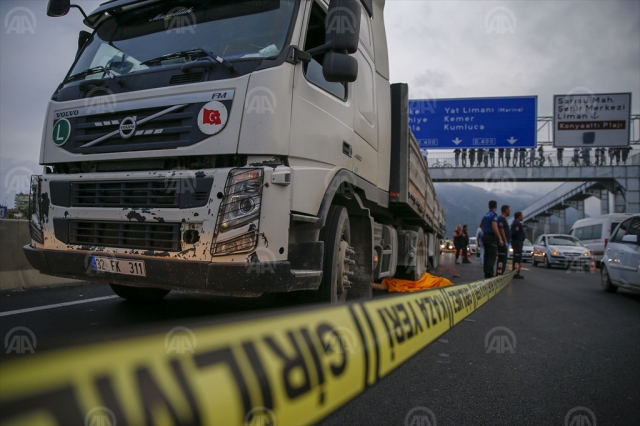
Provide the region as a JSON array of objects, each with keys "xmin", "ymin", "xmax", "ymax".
[{"xmin": 119, "ymin": 116, "xmax": 137, "ymax": 139}]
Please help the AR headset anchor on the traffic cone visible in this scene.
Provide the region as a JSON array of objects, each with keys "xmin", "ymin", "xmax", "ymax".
[{"xmin": 590, "ymin": 252, "xmax": 596, "ymax": 274}]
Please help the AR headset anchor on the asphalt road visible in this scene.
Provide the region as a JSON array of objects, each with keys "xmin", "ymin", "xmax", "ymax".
[{"xmin": 1, "ymin": 253, "xmax": 639, "ymax": 425}]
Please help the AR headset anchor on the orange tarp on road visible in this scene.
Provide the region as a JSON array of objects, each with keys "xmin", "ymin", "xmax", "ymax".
[{"xmin": 381, "ymin": 272, "xmax": 453, "ymax": 293}]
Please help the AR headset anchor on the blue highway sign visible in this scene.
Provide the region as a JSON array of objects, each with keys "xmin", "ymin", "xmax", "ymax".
[{"xmin": 409, "ymin": 96, "xmax": 537, "ymax": 149}]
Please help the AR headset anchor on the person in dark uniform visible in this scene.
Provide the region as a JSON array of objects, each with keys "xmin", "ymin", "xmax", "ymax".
[
  {"xmin": 496, "ymin": 205, "xmax": 511, "ymax": 275},
  {"xmin": 462, "ymin": 224, "xmax": 471, "ymax": 263},
  {"xmin": 510, "ymin": 211, "xmax": 526, "ymax": 279},
  {"xmin": 481, "ymin": 200, "xmax": 503, "ymax": 278}
]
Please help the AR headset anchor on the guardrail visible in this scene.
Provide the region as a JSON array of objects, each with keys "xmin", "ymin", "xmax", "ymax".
[
  {"xmin": 0, "ymin": 220, "xmax": 81, "ymax": 291},
  {"xmin": 425, "ymin": 147, "xmax": 640, "ymax": 168}
]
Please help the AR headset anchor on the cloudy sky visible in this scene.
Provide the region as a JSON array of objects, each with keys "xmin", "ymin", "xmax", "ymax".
[{"xmin": 0, "ymin": 0, "xmax": 638, "ymax": 208}]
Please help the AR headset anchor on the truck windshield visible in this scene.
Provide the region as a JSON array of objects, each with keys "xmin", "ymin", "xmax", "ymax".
[{"xmin": 69, "ymin": 0, "xmax": 296, "ymax": 82}]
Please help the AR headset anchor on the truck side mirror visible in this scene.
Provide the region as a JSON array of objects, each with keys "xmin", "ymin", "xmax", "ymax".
[
  {"xmin": 325, "ymin": 0, "xmax": 361, "ymax": 54},
  {"xmin": 323, "ymin": 51, "xmax": 358, "ymax": 82},
  {"xmin": 47, "ymin": 0, "xmax": 71, "ymax": 17}
]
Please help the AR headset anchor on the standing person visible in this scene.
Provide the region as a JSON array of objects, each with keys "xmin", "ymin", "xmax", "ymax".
[
  {"xmin": 519, "ymin": 148, "xmax": 526, "ymax": 166},
  {"xmin": 422, "ymin": 148, "xmax": 429, "ymax": 166},
  {"xmin": 594, "ymin": 146, "xmax": 600, "ymax": 165},
  {"xmin": 454, "ymin": 148, "xmax": 461, "ymax": 167},
  {"xmin": 483, "ymin": 149, "xmax": 489, "ymax": 167},
  {"xmin": 572, "ymin": 148, "xmax": 580, "ymax": 166},
  {"xmin": 537, "ymin": 145, "xmax": 544, "ymax": 166},
  {"xmin": 582, "ymin": 147, "xmax": 591, "ymax": 166},
  {"xmin": 599, "ymin": 147, "xmax": 606, "ymax": 165},
  {"xmin": 505, "ymin": 148, "xmax": 512, "ymax": 166},
  {"xmin": 608, "ymin": 147, "xmax": 615, "ymax": 165},
  {"xmin": 489, "ymin": 148, "xmax": 496, "ymax": 167},
  {"xmin": 481, "ymin": 200, "xmax": 503, "ymax": 278},
  {"xmin": 462, "ymin": 224, "xmax": 471, "ymax": 264},
  {"xmin": 510, "ymin": 211, "xmax": 526, "ymax": 279},
  {"xmin": 477, "ymin": 149, "xmax": 484, "ymax": 167},
  {"xmin": 453, "ymin": 225, "xmax": 464, "ymax": 264},
  {"xmin": 496, "ymin": 205, "xmax": 511, "ymax": 276},
  {"xmin": 621, "ymin": 147, "xmax": 630, "ymax": 165},
  {"xmin": 556, "ymin": 148, "xmax": 564, "ymax": 166},
  {"xmin": 476, "ymin": 221, "xmax": 485, "ymax": 265},
  {"xmin": 462, "ymin": 149, "xmax": 468, "ymax": 167},
  {"xmin": 498, "ymin": 148, "xmax": 505, "ymax": 166},
  {"xmin": 529, "ymin": 148, "xmax": 535, "ymax": 166},
  {"xmin": 614, "ymin": 147, "xmax": 621, "ymax": 165},
  {"xmin": 469, "ymin": 148, "xmax": 476, "ymax": 167}
]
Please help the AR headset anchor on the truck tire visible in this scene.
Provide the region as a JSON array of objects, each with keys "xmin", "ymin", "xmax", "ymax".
[
  {"xmin": 110, "ymin": 284, "xmax": 170, "ymax": 302},
  {"xmin": 396, "ymin": 226, "xmax": 427, "ymax": 281},
  {"xmin": 317, "ymin": 205, "xmax": 354, "ymax": 304}
]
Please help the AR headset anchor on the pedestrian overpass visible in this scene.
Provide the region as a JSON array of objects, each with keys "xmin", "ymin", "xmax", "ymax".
[{"xmin": 428, "ymin": 149, "xmax": 640, "ymax": 233}]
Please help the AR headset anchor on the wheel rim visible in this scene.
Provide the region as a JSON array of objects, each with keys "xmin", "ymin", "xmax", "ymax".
[{"xmin": 336, "ymin": 239, "xmax": 354, "ymax": 303}]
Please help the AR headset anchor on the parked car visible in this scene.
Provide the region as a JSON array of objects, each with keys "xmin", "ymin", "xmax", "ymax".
[
  {"xmin": 600, "ymin": 215, "xmax": 640, "ymax": 293},
  {"xmin": 469, "ymin": 237, "xmax": 478, "ymax": 254},
  {"xmin": 569, "ymin": 213, "xmax": 634, "ymax": 264},
  {"xmin": 508, "ymin": 239, "xmax": 533, "ymax": 262},
  {"xmin": 532, "ymin": 234, "xmax": 591, "ymax": 269}
]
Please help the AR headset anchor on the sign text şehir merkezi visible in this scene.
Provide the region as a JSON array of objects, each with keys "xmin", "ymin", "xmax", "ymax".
[
  {"xmin": 408, "ymin": 96, "xmax": 537, "ymax": 149},
  {"xmin": 553, "ymin": 92, "xmax": 631, "ymax": 148}
]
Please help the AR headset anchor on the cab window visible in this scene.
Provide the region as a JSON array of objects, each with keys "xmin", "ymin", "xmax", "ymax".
[{"xmin": 303, "ymin": 2, "xmax": 347, "ymax": 100}]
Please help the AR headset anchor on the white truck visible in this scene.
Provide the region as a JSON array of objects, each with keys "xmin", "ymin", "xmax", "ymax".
[{"xmin": 25, "ymin": 0, "xmax": 445, "ymax": 303}]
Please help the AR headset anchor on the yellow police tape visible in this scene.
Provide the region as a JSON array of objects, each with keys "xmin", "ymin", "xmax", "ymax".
[{"xmin": 0, "ymin": 272, "xmax": 513, "ymax": 425}]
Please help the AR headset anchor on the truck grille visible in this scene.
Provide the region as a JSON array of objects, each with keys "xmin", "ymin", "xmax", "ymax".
[
  {"xmin": 71, "ymin": 181, "xmax": 179, "ymax": 208},
  {"xmin": 69, "ymin": 220, "xmax": 181, "ymax": 251}
]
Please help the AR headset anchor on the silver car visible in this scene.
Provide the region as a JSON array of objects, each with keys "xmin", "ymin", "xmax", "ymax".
[
  {"xmin": 601, "ymin": 215, "xmax": 640, "ymax": 293},
  {"xmin": 532, "ymin": 234, "xmax": 591, "ymax": 269},
  {"xmin": 508, "ymin": 239, "xmax": 533, "ymax": 262}
]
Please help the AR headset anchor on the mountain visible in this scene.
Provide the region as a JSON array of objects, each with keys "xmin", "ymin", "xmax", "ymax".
[{"xmin": 433, "ymin": 182, "xmax": 578, "ymax": 238}]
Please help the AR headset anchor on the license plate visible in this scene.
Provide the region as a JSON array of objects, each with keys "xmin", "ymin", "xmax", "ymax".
[{"xmin": 90, "ymin": 256, "xmax": 146, "ymax": 277}]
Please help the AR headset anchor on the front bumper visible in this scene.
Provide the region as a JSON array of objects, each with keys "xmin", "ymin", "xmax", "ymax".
[
  {"xmin": 548, "ymin": 255, "xmax": 590, "ymax": 268},
  {"xmin": 24, "ymin": 245, "xmax": 322, "ymax": 297}
]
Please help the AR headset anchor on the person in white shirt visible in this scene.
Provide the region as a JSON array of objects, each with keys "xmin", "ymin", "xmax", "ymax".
[{"xmin": 476, "ymin": 222, "xmax": 485, "ymax": 265}]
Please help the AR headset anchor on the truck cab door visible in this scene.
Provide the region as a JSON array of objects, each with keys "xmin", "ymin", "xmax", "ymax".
[{"xmin": 290, "ymin": 1, "xmax": 354, "ymax": 176}]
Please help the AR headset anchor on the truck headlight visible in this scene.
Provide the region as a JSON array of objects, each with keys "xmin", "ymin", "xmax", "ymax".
[
  {"xmin": 216, "ymin": 168, "xmax": 263, "ymax": 233},
  {"xmin": 212, "ymin": 168, "xmax": 263, "ymax": 256}
]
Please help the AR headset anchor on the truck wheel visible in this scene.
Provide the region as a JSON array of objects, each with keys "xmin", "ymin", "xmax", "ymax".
[
  {"xmin": 396, "ymin": 227, "xmax": 427, "ymax": 281},
  {"xmin": 318, "ymin": 205, "xmax": 354, "ymax": 304},
  {"xmin": 600, "ymin": 267, "xmax": 618, "ymax": 293},
  {"xmin": 110, "ymin": 284, "xmax": 170, "ymax": 302}
]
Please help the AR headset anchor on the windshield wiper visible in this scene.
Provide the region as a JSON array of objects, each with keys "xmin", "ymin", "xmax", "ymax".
[
  {"xmin": 65, "ymin": 66, "xmax": 120, "ymax": 83},
  {"xmin": 140, "ymin": 49, "xmax": 235, "ymax": 73}
]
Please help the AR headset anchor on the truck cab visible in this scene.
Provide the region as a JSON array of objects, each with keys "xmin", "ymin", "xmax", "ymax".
[{"xmin": 25, "ymin": 0, "xmax": 445, "ymax": 303}]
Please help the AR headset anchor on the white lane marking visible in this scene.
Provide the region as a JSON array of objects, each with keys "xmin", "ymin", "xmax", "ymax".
[{"xmin": 0, "ymin": 296, "xmax": 118, "ymax": 317}]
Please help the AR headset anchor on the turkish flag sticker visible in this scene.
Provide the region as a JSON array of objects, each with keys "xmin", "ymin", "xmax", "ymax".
[{"xmin": 198, "ymin": 101, "xmax": 228, "ymax": 135}]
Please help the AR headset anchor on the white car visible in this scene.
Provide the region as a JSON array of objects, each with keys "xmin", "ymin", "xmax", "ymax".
[
  {"xmin": 469, "ymin": 237, "xmax": 478, "ymax": 254},
  {"xmin": 532, "ymin": 234, "xmax": 591, "ymax": 269},
  {"xmin": 601, "ymin": 215, "xmax": 640, "ymax": 293},
  {"xmin": 508, "ymin": 239, "xmax": 533, "ymax": 262}
]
